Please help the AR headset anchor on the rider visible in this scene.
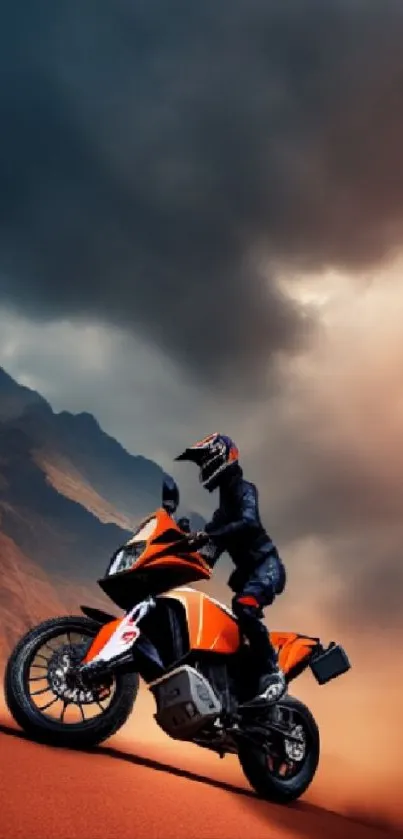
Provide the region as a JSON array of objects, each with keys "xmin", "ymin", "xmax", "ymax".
[{"xmin": 175, "ymin": 433, "xmax": 287, "ymax": 705}]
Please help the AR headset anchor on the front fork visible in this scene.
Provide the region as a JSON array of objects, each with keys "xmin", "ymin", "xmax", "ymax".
[{"xmin": 78, "ymin": 597, "xmax": 160, "ymax": 682}]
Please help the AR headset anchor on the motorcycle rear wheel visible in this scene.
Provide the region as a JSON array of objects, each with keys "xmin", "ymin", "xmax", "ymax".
[
  {"xmin": 4, "ymin": 615, "xmax": 139, "ymax": 749},
  {"xmin": 238, "ymin": 695, "xmax": 320, "ymax": 803}
]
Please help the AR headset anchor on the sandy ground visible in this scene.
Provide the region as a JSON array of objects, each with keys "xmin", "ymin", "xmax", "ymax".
[{"xmin": 0, "ymin": 709, "xmax": 402, "ymax": 839}]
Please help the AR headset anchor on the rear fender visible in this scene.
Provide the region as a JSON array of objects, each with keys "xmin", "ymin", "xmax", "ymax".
[
  {"xmin": 270, "ymin": 632, "xmax": 320, "ymax": 681},
  {"xmin": 270, "ymin": 631, "xmax": 351, "ymax": 684}
]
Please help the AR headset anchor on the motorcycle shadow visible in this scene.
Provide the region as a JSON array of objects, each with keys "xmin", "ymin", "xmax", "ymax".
[
  {"xmin": 0, "ymin": 720, "xmax": 253, "ymax": 798},
  {"xmin": 0, "ymin": 721, "xmax": 397, "ymax": 839}
]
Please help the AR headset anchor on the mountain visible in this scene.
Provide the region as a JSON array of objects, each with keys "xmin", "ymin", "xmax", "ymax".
[
  {"xmin": 0, "ymin": 367, "xmax": 47, "ymax": 422},
  {"xmin": 0, "ymin": 367, "xmax": 167, "ymax": 524},
  {"xmin": 0, "ymin": 366, "xmax": 203, "ymax": 656},
  {"xmin": 0, "ymin": 529, "xmax": 114, "ymax": 663},
  {"xmin": 0, "ymin": 367, "xmax": 205, "ymax": 527},
  {"xmin": 0, "ymin": 421, "xmax": 131, "ymax": 580}
]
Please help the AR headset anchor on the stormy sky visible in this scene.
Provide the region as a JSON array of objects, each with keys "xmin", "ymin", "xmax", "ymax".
[{"xmin": 1, "ymin": 0, "xmax": 403, "ymax": 631}]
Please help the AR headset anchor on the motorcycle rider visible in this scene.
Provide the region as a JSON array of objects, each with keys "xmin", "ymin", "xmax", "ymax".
[{"xmin": 175, "ymin": 433, "xmax": 287, "ymax": 705}]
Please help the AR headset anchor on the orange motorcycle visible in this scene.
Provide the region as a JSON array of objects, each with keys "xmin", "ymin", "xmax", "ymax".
[{"xmin": 5, "ymin": 478, "xmax": 350, "ymax": 803}]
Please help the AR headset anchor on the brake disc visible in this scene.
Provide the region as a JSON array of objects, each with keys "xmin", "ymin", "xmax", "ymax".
[
  {"xmin": 47, "ymin": 644, "xmax": 111, "ymax": 705},
  {"xmin": 284, "ymin": 724, "xmax": 306, "ymax": 762}
]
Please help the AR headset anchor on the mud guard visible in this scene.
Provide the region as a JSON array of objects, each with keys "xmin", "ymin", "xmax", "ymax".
[
  {"xmin": 80, "ymin": 605, "xmax": 117, "ymax": 625},
  {"xmin": 271, "ymin": 632, "xmax": 351, "ymax": 684},
  {"xmin": 270, "ymin": 631, "xmax": 319, "ymax": 681}
]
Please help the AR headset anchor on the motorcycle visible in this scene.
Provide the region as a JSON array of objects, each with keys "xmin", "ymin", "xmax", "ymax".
[{"xmin": 4, "ymin": 477, "xmax": 351, "ymax": 803}]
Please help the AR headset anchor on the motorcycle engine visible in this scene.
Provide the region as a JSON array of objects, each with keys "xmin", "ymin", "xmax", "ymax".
[{"xmin": 196, "ymin": 659, "xmax": 237, "ymax": 716}]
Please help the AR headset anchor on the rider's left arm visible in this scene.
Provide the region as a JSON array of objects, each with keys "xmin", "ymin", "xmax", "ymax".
[{"xmin": 205, "ymin": 484, "xmax": 259, "ymax": 544}]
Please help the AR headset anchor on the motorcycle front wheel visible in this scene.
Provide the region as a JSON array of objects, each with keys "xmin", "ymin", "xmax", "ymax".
[
  {"xmin": 238, "ymin": 695, "xmax": 320, "ymax": 803},
  {"xmin": 4, "ymin": 615, "xmax": 139, "ymax": 749}
]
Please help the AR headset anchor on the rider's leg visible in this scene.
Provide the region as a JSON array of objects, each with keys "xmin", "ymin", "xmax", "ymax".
[{"xmin": 232, "ymin": 553, "xmax": 287, "ymax": 704}]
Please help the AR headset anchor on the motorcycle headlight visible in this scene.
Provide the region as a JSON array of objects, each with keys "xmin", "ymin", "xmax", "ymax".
[
  {"xmin": 106, "ymin": 516, "xmax": 158, "ymax": 576},
  {"xmin": 107, "ymin": 541, "xmax": 147, "ymax": 576}
]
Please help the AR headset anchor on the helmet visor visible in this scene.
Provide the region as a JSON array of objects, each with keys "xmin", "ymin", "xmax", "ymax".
[{"xmin": 200, "ymin": 453, "xmax": 224, "ymax": 485}]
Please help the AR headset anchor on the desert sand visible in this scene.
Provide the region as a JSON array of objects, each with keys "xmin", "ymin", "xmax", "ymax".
[{"xmin": 0, "ymin": 706, "xmax": 401, "ymax": 839}]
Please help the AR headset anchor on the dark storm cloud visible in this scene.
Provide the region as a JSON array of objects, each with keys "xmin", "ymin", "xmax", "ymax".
[{"xmin": 1, "ymin": 1, "xmax": 403, "ymax": 389}]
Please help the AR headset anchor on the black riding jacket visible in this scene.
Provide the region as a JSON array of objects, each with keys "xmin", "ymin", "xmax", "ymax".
[{"xmin": 204, "ymin": 465, "xmax": 276, "ymax": 570}]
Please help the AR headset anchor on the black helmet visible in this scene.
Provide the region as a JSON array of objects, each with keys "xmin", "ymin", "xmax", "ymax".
[{"xmin": 175, "ymin": 433, "xmax": 239, "ymax": 491}]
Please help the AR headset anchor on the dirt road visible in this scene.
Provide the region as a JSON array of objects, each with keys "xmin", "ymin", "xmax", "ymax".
[{"xmin": 0, "ymin": 716, "xmax": 400, "ymax": 839}]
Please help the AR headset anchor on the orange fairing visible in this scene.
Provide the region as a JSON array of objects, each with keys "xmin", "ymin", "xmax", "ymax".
[
  {"xmin": 164, "ymin": 591, "xmax": 317, "ymax": 664},
  {"xmin": 166, "ymin": 589, "xmax": 241, "ymax": 654},
  {"xmin": 269, "ymin": 631, "xmax": 318, "ymax": 674},
  {"xmin": 83, "ymin": 618, "xmax": 122, "ymax": 663},
  {"xmin": 126, "ymin": 508, "xmax": 211, "ymax": 581}
]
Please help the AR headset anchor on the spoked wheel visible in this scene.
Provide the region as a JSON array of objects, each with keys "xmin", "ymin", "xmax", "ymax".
[
  {"xmin": 5, "ymin": 616, "xmax": 139, "ymax": 749},
  {"xmin": 238, "ymin": 695, "xmax": 320, "ymax": 803}
]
